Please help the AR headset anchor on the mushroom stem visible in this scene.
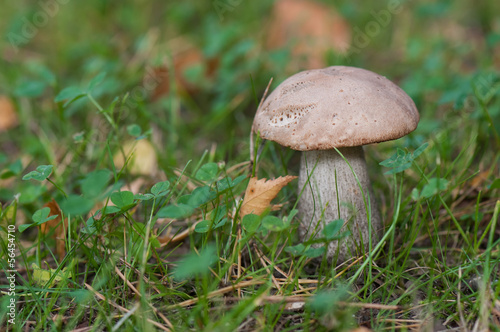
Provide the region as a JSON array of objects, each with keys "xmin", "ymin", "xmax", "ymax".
[{"xmin": 298, "ymin": 146, "xmax": 382, "ymax": 262}]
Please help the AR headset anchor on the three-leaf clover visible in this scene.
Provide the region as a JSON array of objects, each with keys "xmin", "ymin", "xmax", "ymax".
[
  {"xmin": 22, "ymin": 165, "xmax": 53, "ymax": 181},
  {"xmin": 19, "ymin": 207, "xmax": 58, "ymax": 233}
]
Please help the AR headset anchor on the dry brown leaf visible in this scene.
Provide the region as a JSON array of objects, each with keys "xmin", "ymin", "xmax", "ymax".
[
  {"xmin": 240, "ymin": 176, "xmax": 297, "ymax": 218},
  {"xmin": 267, "ymin": 0, "xmax": 351, "ymax": 69},
  {"xmin": 42, "ymin": 199, "xmax": 68, "ymax": 262},
  {"xmin": 470, "ymin": 169, "xmax": 490, "ymax": 189},
  {"xmin": 0, "ymin": 96, "xmax": 18, "ymax": 131},
  {"xmin": 150, "ymin": 44, "xmax": 218, "ymax": 100}
]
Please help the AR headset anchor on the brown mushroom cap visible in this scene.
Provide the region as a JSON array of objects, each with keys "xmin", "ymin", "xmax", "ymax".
[{"xmin": 252, "ymin": 66, "xmax": 419, "ymax": 150}]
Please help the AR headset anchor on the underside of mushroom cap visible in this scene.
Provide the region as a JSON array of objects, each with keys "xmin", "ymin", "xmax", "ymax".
[{"xmin": 252, "ymin": 66, "xmax": 419, "ymax": 151}]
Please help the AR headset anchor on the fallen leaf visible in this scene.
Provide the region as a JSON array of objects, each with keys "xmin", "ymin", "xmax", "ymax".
[
  {"xmin": 32, "ymin": 262, "xmax": 72, "ymax": 287},
  {"xmin": 470, "ymin": 170, "xmax": 489, "ymax": 189},
  {"xmin": 240, "ymin": 176, "xmax": 297, "ymax": 218},
  {"xmin": 267, "ymin": 0, "xmax": 351, "ymax": 69},
  {"xmin": 42, "ymin": 199, "xmax": 68, "ymax": 262},
  {"xmin": 0, "ymin": 96, "xmax": 18, "ymax": 131},
  {"xmin": 284, "ymin": 301, "xmax": 306, "ymax": 311},
  {"xmin": 150, "ymin": 42, "xmax": 218, "ymax": 100},
  {"xmin": 113, "ymin": 139, "xmax": 158, "ymax": 175}
]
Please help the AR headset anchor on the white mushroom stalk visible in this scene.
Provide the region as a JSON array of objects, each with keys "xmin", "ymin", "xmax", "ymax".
[
  {"xmin": 298, "ymin": 147, "xmax": 379, "ymax": 261},
  {"xmin": 253, "ymin": 66, "xmax": 419, "ymax": 263}
]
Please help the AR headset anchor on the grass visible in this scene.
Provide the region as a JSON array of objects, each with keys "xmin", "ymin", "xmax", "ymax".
[{"xmin": 1, "ymin": 0, "xmax": 500, "ymax": 331}]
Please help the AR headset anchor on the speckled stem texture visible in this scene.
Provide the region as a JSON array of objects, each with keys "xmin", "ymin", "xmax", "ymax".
[{"xmin": 298, "ymin": 147, "xmax": 382, "ymax": 263}]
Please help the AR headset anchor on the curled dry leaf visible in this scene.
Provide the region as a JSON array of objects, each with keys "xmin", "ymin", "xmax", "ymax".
[
  {"xmin": 0, "ymin": 96, "xmax": 18, "ymax": 131},
  {"xmin": 42, "ymin": 199, "xmax": 68, "ymax": 262},
  {"xmin": 240, "ymin": 176, "xmax": 297, "ymax": 218},
  {"xmin": 267, "ymin": 0, "xmax": 351, "ymax": 69}
]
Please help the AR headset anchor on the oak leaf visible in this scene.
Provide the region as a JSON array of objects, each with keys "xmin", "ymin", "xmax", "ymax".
[{"xmin": 240, "ymin": 176, "xmax": 297, "ymax": 218}]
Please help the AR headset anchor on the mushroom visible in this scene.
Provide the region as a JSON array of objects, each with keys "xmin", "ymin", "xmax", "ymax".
[{"xmin": 252, "ymin": 66, "xmax": 419, "ymax": 262}]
